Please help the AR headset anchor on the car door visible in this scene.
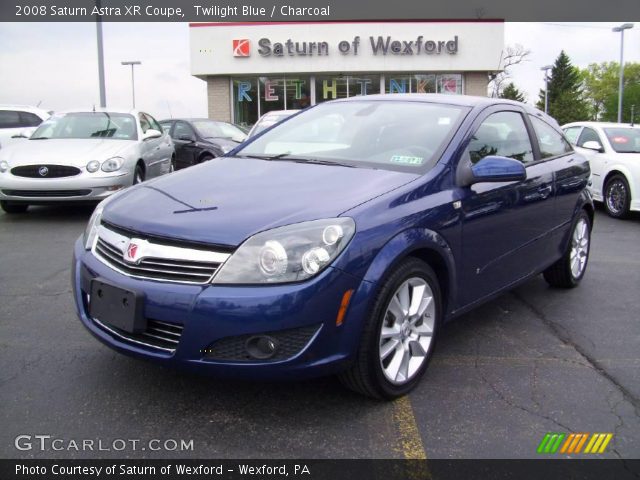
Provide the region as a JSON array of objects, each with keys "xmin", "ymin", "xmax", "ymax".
[
  {"xmin": 138, "ymin": 112, "xmax": 164, "ymax": 178},
  {"xmin": 529, "ymin": 115, "xmax": 589, "ymax": 233},
  {"xmin": 171, "ymin": 121, "xmax": 199, "ymax": 168},
  {"xmin": 575, "ymin": 126, "xmax": 608, "ymax": 199},
  {"xmin": 146, "ymin": 113, "xmax": 173, "ymax": 175},
  {"xmin": 457, "ymin": 107, "xmax": 556, "ymax": 306}
]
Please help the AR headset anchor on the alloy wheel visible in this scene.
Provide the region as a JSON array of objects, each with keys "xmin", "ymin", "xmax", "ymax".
[
  {"xmin": 570, "ymin": 217, "xmax": 589, "ymax": 279},
  {"xmin": 606, "ymin": 179, "xmax": 627, "ymax": 215},
  {"xmin": 379, "ymin": 277, "xmax": 435, "ymax": 385}
]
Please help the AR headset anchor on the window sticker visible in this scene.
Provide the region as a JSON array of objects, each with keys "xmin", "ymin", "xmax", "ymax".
[
  {"xmin": 611, "ymin": 136, "xmax": 628, "ymax": 144},
  {"xmin": 390, "ymin": 155, "xmax": 424, "ymax": 165}
]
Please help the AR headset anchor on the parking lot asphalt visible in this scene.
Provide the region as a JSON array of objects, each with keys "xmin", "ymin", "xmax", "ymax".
[{"xmin": 0, "ymin": 205, "xmax": 638, "ymax": 460}]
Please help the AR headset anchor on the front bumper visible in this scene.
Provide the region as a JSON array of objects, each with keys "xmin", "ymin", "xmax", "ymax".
[
  {"xmin": 71, "ymin": 237, "xmax": 374, "ymax": 380},
  {"xmin": 0, "ymin": 170, "xmax": 133, "ymax": 203}
]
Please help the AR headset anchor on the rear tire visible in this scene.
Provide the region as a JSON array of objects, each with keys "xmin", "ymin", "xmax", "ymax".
[
  {"xmin": 603, "ymin": 174, "xmax": 631, "ymax": 219},
  {"xmin": 0, "ymin": 201, "xmax": 28, "ymax": 214},
  {"xmin": 339, "ymin": 258, "xmax": 441, "ymax": 399},
  {"xmin": 543, "ymin": 210, "xmax": 591, "ymax": 288}
]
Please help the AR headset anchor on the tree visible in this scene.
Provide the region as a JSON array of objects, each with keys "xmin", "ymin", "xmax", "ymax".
[
  {"xmin": 580, "ymin": 62, "xmax": 640, "ymax": 122},
  {"xmin": 536, "ymin": 51, "xmax": 589, "ymax": 125},
  {"xmin": 499, "ymin": 82, "xmax": 527, "ymax": 102},
  {"xmin": 489, "ymin": 44, "xmax": 531, "ymax": 98}
]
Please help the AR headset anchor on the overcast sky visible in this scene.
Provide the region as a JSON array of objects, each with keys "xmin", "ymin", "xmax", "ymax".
[{"xmin": 0, "ymin": 22, "xmax": 638, "ymax": 119}]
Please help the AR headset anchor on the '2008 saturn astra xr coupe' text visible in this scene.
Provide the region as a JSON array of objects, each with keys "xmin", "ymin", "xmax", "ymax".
[{"xmin": 72, "ymin": 94, "xmax": 593, "ymax": 399}]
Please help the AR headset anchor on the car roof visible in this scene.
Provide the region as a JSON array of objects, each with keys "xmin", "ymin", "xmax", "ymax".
[
  {"xmin": 334, "ymin": 93, "xmax": 524, "ymax": 108},
  {"xmin": 55, "ymin": 108, "xmax": 141, "ymax": 116},
  {"xmin": 562, "ymin": 121, "xmax": 640, "ymax": 129},
  {"xmin": 159, "ymin": 118, "xmax": 233, "ymax": 124},
  {"xmin": 0, "ymin": 105, "xmax": 50, "ymax": 116}
]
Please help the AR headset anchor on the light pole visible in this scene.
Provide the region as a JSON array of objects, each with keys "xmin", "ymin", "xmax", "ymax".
[
  {"xmin": 541, "ymin": 65, "xmax": 553, "ymax": 114},
  {"xmin": 121, "ymin": 61, "xmax": 142, "ymax": 108},
  {"xmin": 612, "ymin": 23, "xmax": 634, "ymax": 123},
  {"xmin": 95, "ymin": 0, "xmax": 106, "ymax": 107}
]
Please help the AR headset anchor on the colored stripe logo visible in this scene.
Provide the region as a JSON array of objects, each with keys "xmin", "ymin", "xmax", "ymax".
[{"xmin": 537, "ymin": 433, "xmax": 613, "ymax": 454}]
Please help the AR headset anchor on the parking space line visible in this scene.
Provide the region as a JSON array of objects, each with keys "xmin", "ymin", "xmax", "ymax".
[{"xmin": 393, "ymin": 395, "xmax": 427, "ymax": 460}]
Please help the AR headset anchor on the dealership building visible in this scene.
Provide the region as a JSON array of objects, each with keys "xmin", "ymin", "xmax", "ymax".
[{"xmin": 189, "ymin": 21, "xmax": 504, "ymax": 127}]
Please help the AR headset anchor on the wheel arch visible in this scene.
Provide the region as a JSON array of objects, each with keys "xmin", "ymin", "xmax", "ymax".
[
  {"xmin": 603, "ymin": 167, "xmax": 635, "ymax": 201},
  {"xmin": 361, "ymin": 228, "xmax": 457, "ymax": 321},
  {"xmin": 198, "ymin": 150, "xmax": 216, "ymax": 163}
]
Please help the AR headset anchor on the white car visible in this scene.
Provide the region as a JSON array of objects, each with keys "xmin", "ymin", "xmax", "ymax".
[
  {"xmin": 562, "ymin": 121, "xmax": 640, "ymax": 218},
  {"xmin": 246, "ymin": 110, "xmax": 299, "ymax": 138},
  {"xmin": 0, "ymin": 105, "xmax": 50, "ymax": 149},
  {"xmin": 0, "ymin": 109, "xmax": 175, "ymax": 214}
]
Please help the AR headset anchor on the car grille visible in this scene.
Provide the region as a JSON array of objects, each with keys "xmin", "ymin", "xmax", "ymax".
[
  {"xmin": 11, "ymin": 164, "xmax": 82, "ymax": 178},
  {"xmin": 92, "ymin": 314, "xmax": 184, "ymax": 353},
  {"xmin": 92, "ymin": 224, "xmax": 231, "ymax": 284},
  {"xmin": 203, "ymin": 324, "xmax": 321, "ymax": 362},
  {"xmin": 2, "ymin": 189, "xmax": 91, "ymax": 197}
]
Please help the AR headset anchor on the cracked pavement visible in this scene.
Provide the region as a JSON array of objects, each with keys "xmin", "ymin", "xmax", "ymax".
[{"xmin": 0, "ymin": 205, "xmax": 638, "ymax": 459}]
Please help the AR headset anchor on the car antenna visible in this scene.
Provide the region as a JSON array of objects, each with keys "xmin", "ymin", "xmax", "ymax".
[
  {"xmin": 631, "ymin": 105, "xmax": 635, "ymax": 127},
  {"xmin": 93, "ymin": 104, "xmax": 96, "ymax": 112}
]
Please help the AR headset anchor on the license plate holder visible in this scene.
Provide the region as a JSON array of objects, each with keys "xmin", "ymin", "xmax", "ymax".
[{"xmin": 89, "ymin": 279, "xmax": 146, "ymax": 334}]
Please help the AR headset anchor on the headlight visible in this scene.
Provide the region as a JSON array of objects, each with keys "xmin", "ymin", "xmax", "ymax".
[
  {"xmin": 221, "ymin": 145, "xmax": 234, "ymax": 154},
  {"xmin": 83, "ymin": 202, "xmax": 105, "ymax": 249},
  {"xmin": 101, "ymin": 157, "xmax": 124, "ymax": 172},
  {"xmin": 213, "ymin": 218, "xmax": 356, "ymax": 284},
  {"xmin": 86, "ymin": 160, "xmax": 100, "ymax": 173},
  {"xmin": 0, "ymin": 160, "xmax": 8, "ymax": 173}
]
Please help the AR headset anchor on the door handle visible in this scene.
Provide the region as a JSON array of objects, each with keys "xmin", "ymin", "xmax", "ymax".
[{"xmin": 538, "ymin": 184, "xmax": 552, "ymax": 199}]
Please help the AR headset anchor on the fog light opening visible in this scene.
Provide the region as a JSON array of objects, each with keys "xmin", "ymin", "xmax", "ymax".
[{"xmin": 245, "ymin": 335, "xmax": 279, "ymax": 360}]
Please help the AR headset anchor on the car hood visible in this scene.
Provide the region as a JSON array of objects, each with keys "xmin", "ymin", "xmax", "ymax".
[
  {"xmin": 202, "ymin": 137, "xmax": 241, "ymax": 149},
  {"xmin": 102, "ymin": 156, "xmax": 418, "ymax": 247},
  {"xmin": 0, "ymin": 139, "xmax": 134, "ymax": 167}
]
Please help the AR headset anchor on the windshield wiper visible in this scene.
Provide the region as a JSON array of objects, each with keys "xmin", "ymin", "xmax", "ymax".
[
  {"xmin": 239, "ymin": 153, "xmax": 355, "ymax": 167},
  {"xmin": 30, "ymin": 137, "xmax": 49, "ymax": 140}
]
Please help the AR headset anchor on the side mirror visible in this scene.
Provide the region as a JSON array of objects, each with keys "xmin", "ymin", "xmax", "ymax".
[
  {"xmin": 459, "ymin": 155, "xmax": 526, "ymax": 186},
  {"xmin": 178, "ymin": 134, "xmax": 195, "ymax": 142},
  {"xmin": 142, "ymin": 129, "xmax": 162, "ymax": 140},
  {"xmin": 581, "ymin": 141, "xmax": 604, "ymax": 153}
]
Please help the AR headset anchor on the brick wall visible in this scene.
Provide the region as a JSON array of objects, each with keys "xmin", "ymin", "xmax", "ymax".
[
  {"xmin": 465, "ymin": 72, "xmax": 490, "ymax": 97},
  {"xmin": 206, "ymin": 76, "xmax": 231, "ymax": 122}
]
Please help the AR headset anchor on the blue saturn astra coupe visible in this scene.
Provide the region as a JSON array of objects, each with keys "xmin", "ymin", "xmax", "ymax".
[{"xmin": 72, "ymin": 94, "xmax": 593, "ymax": 399}]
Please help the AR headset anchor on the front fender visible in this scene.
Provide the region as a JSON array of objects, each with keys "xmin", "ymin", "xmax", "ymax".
[
  {"xmin": 603, "ymin": 164, "xmax": 638, "ymax": 200},
  {"xmin": 360, "ymin": 227, "xmax": 458, "ymax": 320}
]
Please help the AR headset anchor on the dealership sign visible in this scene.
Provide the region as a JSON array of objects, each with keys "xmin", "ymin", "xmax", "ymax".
[{"xmin": 232, "ymin": 36, "xmax": 459, "ymax": 57}]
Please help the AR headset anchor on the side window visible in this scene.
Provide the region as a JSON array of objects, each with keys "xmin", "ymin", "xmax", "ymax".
[
  {"xmin": 530, "ymin": 116, "xmax": 573, "ymax": 159},
  {"xmin": 577, "ymin": 127, "xmax": 602, "ymax": 148},
  {"xmin": 138, "ymin": 113, "xmax": 150, "ymax": 133},
  {"xmin": 173, "ymin": 122, "xmax": 195, "ymax": 140},
  {"xmin": 468, "ymin": 111, "xmax": 534, "ymax": 164},
  {"xmin": 19, "ymin": 112, "xmax": 44, "ymax": 127},
  {"xmin": 159, "ymin": 122, "xmax": 172, "ymax": 134},
  {"xmin": 0, "ymin": 110, "xmax": 21, "ymax": 128},
  {"xmin": 144, "ymin": 113, "xmax": 163, "ymax": 133},
  {"xmin": 563, "ymin": 126, "xmax": 582, "ymax": 145}
]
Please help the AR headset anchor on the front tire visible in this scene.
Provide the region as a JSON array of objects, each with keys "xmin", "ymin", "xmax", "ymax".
[
  {"xmin": 133, "ymin": 164, "xmax": 145, "ymax": 185},
  {"xmin": 543, "ymin": 210, "xmax": 591, "ymax": 288},
  {"xmin": 339, "ymin": 258, "xmax": 441, "ymax": 399},
  {"xmin": 604, "ymin": 174, "xmax": 631, "ymax": 218},
  {"xmin": 1, "ymin": 201, "xmax": 28, "ymax": 214}
]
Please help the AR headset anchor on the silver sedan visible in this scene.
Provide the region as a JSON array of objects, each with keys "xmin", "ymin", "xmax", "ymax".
[{"xmin": 0, "ymin": 109, "xmax": 175, "ymax": 214}]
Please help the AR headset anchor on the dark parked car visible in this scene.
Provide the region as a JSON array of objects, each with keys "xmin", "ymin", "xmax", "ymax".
[
  {"xmin": 74, "ymin": 95, "xmax": 593, "ymax": 399},
  {"xmin": 159, "ymin": 119, "xmax": 247, "ymax": 170}
]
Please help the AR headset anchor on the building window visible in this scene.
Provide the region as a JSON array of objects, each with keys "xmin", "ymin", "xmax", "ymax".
[
  {"xmin": 232, "ymin": 77, "xmax": 259, "ymax": 128},
  {"xmin": 385, "ymin": 73, "xmax": 461, "ymax": 94},
  {"xmin": 233, "ymin": 75, "xmax": 311, "ymax": 126},
  {"xmin": 315, "ymin": 74, "xmax": 381, "ymax": 103}
]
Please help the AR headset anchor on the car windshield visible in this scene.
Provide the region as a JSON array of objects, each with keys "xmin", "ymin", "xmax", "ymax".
[
  {"xmin": 237, "ymin": 101, "xmax": 468, "ymax": 172},
  {"xmin": 603, "ymin": 128, "xmax": 640, "ymax": 153},
  {"xmin": 30, "ymin": 112, "xmax": 137, "ymax": 140},
  {"xmin": 192, "ymin": 120, "xmax": 246, "ymax": 141}
]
